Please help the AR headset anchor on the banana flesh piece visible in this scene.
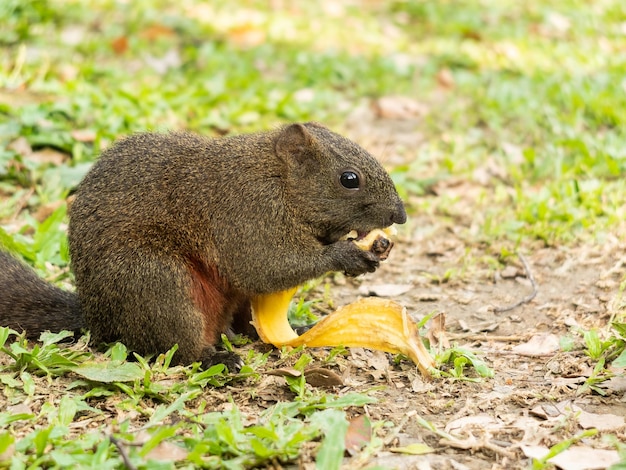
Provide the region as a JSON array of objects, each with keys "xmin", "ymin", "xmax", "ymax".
[{"xmin": 250, "ymin": 226, "xmax": 436, "ymax": 377}]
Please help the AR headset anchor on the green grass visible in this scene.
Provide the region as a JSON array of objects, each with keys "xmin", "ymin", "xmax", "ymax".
[{"xmin": 2, "ymin": 0, "xmax": 626, "ymax": 467}]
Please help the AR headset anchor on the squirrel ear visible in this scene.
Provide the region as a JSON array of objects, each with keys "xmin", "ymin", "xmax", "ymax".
[{"xmin": 275, "ymin": 123, "xmax": 318, "ymax": 163}]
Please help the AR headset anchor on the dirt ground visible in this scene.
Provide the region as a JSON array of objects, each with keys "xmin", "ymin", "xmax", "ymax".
[
  {"xmin": 224, "ymin": 215, "xmax": 624, "ymax": 469},
  {"xmin": 229, "ymin": 112, "xmax": 626, "ymax": 469}
]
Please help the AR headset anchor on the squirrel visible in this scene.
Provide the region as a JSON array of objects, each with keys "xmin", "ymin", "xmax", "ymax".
[{"xmin": 0, "ymin": 122, "xmax": 406, "ymax": 370}]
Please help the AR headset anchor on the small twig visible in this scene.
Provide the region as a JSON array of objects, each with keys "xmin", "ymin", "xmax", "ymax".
[
  {"xmin": 10, "ymin": 187, "xmax": 35, "ymax": 221},
  {"xmin": 440, "ymin": 436, "xmax": 517, "ymax": 460},
  {"xmin": 110, "ymin": 435, "xmax": 137, "ymax": 470},
  {"xmin": 494, "ymin": 252, "xmax": 538, "ymax": 313},
  {"xmin": 448, "ymin": 333, "xmax": 531, "ymax": 342}
]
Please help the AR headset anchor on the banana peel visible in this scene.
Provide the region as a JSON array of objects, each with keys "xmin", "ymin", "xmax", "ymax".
[{"xmin": 250, "ymin": 227, "xmax": 436, "ymax": 377}]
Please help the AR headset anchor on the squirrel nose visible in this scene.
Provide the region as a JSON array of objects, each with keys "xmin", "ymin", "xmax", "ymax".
[{"xmin": 391, "ymin": 200, "xmax": 407, "ymax": 225}]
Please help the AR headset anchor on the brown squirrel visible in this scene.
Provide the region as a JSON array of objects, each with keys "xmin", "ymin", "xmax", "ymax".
[{"xmin": 0, "ymin": 122, "xmax": 406, "ymax": 369}]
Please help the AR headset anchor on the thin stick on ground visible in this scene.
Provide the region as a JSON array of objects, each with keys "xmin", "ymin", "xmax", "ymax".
[
  {"xmin": 494, "ymin": 252, "xmax": 538, "ymax": 313},
  {"xmin": 110, "ymin": 436, "xmax": 137, "ymax": 470}
]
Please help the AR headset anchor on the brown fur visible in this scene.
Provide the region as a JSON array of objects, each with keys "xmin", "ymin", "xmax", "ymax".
[{"xmin": 0, "ymin": 123, "xmax": 406, "ymax": 368}]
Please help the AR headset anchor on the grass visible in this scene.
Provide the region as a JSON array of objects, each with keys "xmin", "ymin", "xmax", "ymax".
[{"xmin": 1, "ymin": 0, "xmax": 626, "ymax": 467}]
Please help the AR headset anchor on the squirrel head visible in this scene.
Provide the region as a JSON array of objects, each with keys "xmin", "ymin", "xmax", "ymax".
[{"xmin": 275, "ymin": 122, "xmax": 407, "ymax": 245}]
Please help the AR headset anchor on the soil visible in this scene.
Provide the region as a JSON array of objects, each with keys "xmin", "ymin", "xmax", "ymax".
[{"xmin": 231, "ymin": 110, "xmax": 626, "ymax": 469}]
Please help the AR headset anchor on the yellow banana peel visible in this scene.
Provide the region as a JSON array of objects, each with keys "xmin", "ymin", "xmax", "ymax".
[{"xmin": 250, "ymin": 227, "xmax": 436, "ymax": 377}]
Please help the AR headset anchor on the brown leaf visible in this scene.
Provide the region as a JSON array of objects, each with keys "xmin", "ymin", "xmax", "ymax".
[
  {"xmin": 140, "ymin": 24, "xmax": 176, "ymax": 40},
  {"xmin": 304, "ymin": 367, "xmax": 343, "ymax": 387},
  {"xmin": 266, "ymin": 367, "xmax": 302, "ymax": 378},
  {"xmin": 523, "ymin": 445, "xmax": 620, "ymax": 470},
  {"xmin": 7, "ymin": 137, "xmax": 32, "ymax": 157},
  {"xmin": 33, "ymin": 200, "xmax": 65, "ymax": 223},
  {"xmin": 345, "ymin": 415, "xmax": 371, "ymax": 456},
  {"xmin": 111, "ymin": 36, "xmax": 128, "ymax": 55},
  {"xmin": 427, "ymin": 312, "xmax": 450, "ymax": 349},
  {"xmin": 227, "ymin": 24, "xmax": 266, "ymax": 47},
  {"xmin": 500, "ymin": 266, "xmax": 519, "ymax": 279},
  {"xmin": 29, "ymin": 148, "xmax": 67, "ymax": 165},
  {"xmin": 436, "ymin": 68, "xmax": 455, "ymax": 89},
  {"xmin": 71, "ymin": 129, "xmax": 97, "ymax": 143},
  {"xmin": 578, "ymin": 410, "xmax": 625, "ymax": 432},
  {"xmin": 372, "ymin": 96, "xmax": 427, "ymax": 120},
  {"xmin": 145, "ymin": 440, "xmax": 188, "ymax": 462},
  {"xmin": 511, "ymin": 334, "xmax": 559, "ymax": 356}
]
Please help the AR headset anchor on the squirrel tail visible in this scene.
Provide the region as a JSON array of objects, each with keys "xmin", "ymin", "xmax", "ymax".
[{"xmin": 0, "ymin": 251, "xmax": 84, "ymax": 338}]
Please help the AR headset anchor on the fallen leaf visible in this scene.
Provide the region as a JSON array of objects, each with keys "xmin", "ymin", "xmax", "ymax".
[
  {"xmin": 445, "ymin": 414, "xmax": 501, "ymax": 433},
  {"xmin": 512, "ymin": 334, "xmax": 559, "ymax": 356},
  {"xmin": 428, "ymin": 312, "xmax": 450, "ymax": 349},
  {"xmin": 532, "ymin": 445, "xmax": 620, "ymax": 470},
  {"xmin": 71, "ymin": 129, "xmax": 97, "ymax": 142},
  {"xmin": 265, "ymin": 367, "xmax": 302, "ymax": 378},
  {"xmin": 304, "ymin": 367, "xmax": 343, "ymax": 387},
  {"xmin": 372, "ymin": 96, "xmax": 427, "ymax": 120},
  {"xmin": 111, "ymin": 36, "xmax": 128, "ymax": 55},
  {"xmin": 33, "ymin": 200, "xmax": 65, "ymax": 223},
  {"xmin": 366, "ymin": 351, "xmax": 390, "ymax": 371},
  {"xmin": 578, "ymin": 410, "xmax": 625, "ymax": 432},
  {"xmin": 436, "ymin": 68, "xmax": 455, "ymax": 89},
  {"xmin": 358, "ymin": 283, "xmax": 413, "ymax": 297},
  {"xmin": 140, "ymin": 24, "xmax": 175, "ymax": 40},
  {"xmin": 500, "ymin": 266, "xmax": 519, "ymax": 279},
  {"xmin": 29, "ymin": 148, "xmax": 67, "ymax": 165},
  {"xmin": 7, "ymin": 137, "xmax": 32, "ymax": 156},
  {"xmin": 345, "ymin": 415, "xmax": 371, "ymax": 456},
  {"xmin": 7, "ymin": 403, "xmax": 33, "ymax": 415},
  {"xmin": 146, "ymin": 440, "xmax": 189, "ymax": 462},
  {"xmin": 227, "ymin": 24, "xmax": 266, "ymax": 47}
]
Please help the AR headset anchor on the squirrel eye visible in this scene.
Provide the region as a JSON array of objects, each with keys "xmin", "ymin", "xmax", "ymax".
[{"xmin": 340, "ymin": 171, "xmax": 360, "ymax": 189}]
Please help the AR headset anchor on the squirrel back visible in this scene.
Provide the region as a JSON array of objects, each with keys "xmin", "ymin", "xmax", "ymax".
[{"xmin": 1, "ymin": 122, "xmax": 406, "ymax": 369}]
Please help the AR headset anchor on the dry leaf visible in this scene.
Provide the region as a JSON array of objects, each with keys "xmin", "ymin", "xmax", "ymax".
[
  {"xmin": 345, "ymin": 415, "xmax": 371, "ymax": 456},
  {"xmin": 227, "ymin": 24, "xmax": 266, "ymax": 47},
  {"xmin": 428, "ymin": 312, "xmax": 450, "ymax": 349},
  {"xmin": 304, "ymin": 367, "xmax": 343, "ymax": 387},
  {"xmin": 29, "ymin": 148, "xmax": 67, "ymax": 165},
  {"xmin": 266, "ymin": 368, "xmax": 302, "ymax": 378},
  {"xmin": 111, "ymin": 36, "xmax": 128, "ymax": 55},
  {"xmin": 436, "ymin": 68, "xmax": 455, "ymax": 89},
  {"xmin": 145, "ymin": 440, "xmax": 189, "ymax": 462},
  {"xmin": 523, "ymin": 445, "xmax": 620, "ymax": 470},
  {"xmin": 71, "ymin": 129, "xmax": 97, "ymax": 142},
  {"xmin": 578, "ymin": 410, "xmax": 625, "ymax": 432},
  {"xmin": 140, "ymin": 24, "xmax": 176, "ymax": 40},
  {"xmin": 366, "ymin": 350, "xmax": 390, "ymax": 371},
  {"xmin": 7, "ymin": 137, "xmax": 32, "ymax": 156},
  {"xmin": 500, "ymin": 266, "xmax": 519, "ymax": 279},
  {"xmin": 445, "ymin": 414, "xmax": 501, "ymax": 433},
  {"xmin": 358, "ymin": 284, "xmax": 412, "ymax": 297},
  {"xmin": 372, "ymin": 96, "xmax": 427, "ymax": 120},
  {"xmin": 512, "ymin": 334, "xmax": 559, "ymax": 356}
]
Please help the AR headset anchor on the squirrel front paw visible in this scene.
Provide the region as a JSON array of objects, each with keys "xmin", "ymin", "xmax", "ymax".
[
  {"xmin": 333, "ymin": 240, "xmax": 381, "ymax": 277},
  {"xmin": 200, "ymin": 348, "xmax": 243, "ymax": 373}
]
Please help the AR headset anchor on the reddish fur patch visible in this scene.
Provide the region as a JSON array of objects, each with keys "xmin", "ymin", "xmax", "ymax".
[{"xmin": 186, "ymin": 258, "xmax": 232, "ymax": 344}]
